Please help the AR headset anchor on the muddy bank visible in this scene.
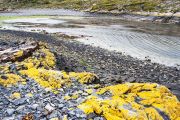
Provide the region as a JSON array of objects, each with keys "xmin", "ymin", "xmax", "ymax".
[
  {"xmin": 87, "ymin": 11, "xmax": 180, "ymax": 24},
  {"xmin": 0, "ymin": 30, "xmax": 179, "ymax": 99},
  {"xmin": 0, "ymin": 8, "xmax": 180, "ymax": 24}
]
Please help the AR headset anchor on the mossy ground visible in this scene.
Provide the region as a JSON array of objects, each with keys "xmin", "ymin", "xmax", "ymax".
[
  {"xmin": 0, "ymin": 16, "xmax": 49, "ymax": 27},
  {"xmin": 0, "ymin": 16, "xmax": 48, "ymax": 21},
  {"xmin": 0, "ymin": 0, "xmax": 179, "ymax": 13}
]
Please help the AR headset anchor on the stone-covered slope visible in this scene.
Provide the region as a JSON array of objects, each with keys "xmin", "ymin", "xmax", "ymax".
[{"xmin": 0, "ymin": 41, "xmax": 179, "ymax": 120}]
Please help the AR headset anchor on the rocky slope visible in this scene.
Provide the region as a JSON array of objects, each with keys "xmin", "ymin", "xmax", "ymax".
[
  {"xmin": 0, "ymin": 39, "xmax": 179, "ymax": 120},
  {"xmin": 0, "ymin": 30, "xmax": 180, "ymax": 119}
]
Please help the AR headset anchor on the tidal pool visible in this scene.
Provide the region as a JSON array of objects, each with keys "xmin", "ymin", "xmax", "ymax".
[{"xmin": 0, "ymin": 9, "xmax": 180, "ymax": 67}]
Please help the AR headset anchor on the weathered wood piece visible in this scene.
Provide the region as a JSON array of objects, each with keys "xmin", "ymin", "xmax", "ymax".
[{"xmin": 0, "ymin": 41, "xmax": 39, "ymax": 62}]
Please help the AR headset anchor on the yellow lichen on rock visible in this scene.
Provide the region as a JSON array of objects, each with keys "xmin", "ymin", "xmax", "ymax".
[
  {"xmin": 85, "ymin": 89, "xmax": 94, "ymax": 94},
  {"xmin": 13, "ymin": 50, "xmax": 23, "ymax": 59},
  {"xmin": 62, "ymin": 115, "xmax": 68, "ymax": 120},
  {"xmin": 19, "ymin": 43, "xmax": 56, "ymax": 69},
  {"xmin": 64, "ymin": 93, "xmax": 79, "ymax": 100},
  {"xmin": 26, "ymin": 93, "xmax": 33, "ymax": 97},
  {"xmin": 20, "ymin": 68, "xmax": 71, "ymax": 91},
  {"xmin": 0, "ymin": 42, "xmax": 56, "ymax": 87},
  {"xmin": 0, "ymin": 42, "xmax": 100, "ymax": 92},
  {"xmin": 79, "ymin": 83, "xmax": 180, "ymax": 120},
  {"xmin": 69, "ymin": 72, "xmax": 98, "ymax": 84},
  {"xmin": 0, "ymin": 74, "xmax": 25, "ymax": 87},
  {"xmin": 11, "ymin": 92, "xmax": 21, "ymax": 99},
  {"xmin": 50, "ymin": 118, "xmax": 59, "ymax": 120},
  {"xmin": 64, "ymin": 95, "xmax": 71, "ymax": 100}
]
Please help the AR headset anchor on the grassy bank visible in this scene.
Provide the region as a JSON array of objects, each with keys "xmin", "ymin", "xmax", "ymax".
[{"xmin": 0, "ymin": 0, "xmax": 179, "ymax": 13}]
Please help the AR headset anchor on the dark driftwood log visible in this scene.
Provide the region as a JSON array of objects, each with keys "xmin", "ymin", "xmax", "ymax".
[{"xmin": 0, "ymin": 41, "xmax": 39, "ymax": 63}]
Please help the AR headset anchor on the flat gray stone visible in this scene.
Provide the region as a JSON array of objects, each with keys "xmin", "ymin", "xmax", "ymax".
[
  {"xmin": 31, "ymin": 104, "xmax": 39, "ymax": 110},
  {"xmin": 58, "ymin": 104, "xmax": 64, "ymax": 108},
  {"xmin": 45, "ymin": 103, "xmax": 55, "ymax": 112},
  {"xmin": 13, "ymin": 98, "xmax": 26, "ymax": 106},
  {"xmin": 6, "ymin": 108, "xmax": 15, "ymax": 116}
]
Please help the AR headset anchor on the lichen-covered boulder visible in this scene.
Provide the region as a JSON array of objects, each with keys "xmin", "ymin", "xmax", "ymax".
[{"xmin": 78, "ymin": 83, "xmax": 180, "ymax": 120}]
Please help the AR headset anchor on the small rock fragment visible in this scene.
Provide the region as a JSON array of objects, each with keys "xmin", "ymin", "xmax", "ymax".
[
  {"xmin": 45, "ymin": 103, "xmax": 55, "ymax": 112},
  {"xmin": 6, "ymin": 108, "xmax": 15, "ymax": 116}
]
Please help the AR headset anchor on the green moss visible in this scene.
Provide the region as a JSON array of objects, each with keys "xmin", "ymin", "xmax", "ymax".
[
  {"xmin": 79, "ymin": 59, "xmax": 87, "ymax": 66},
  {"xmin": 0, "ymin": 16, "xmax": 48, "ymax": 21},
  {"xmin": 0, "ymin": 16, "xmax": 49, "ymax": 26},
  {"xmin": 0, "ymin": 0, "xmax": 179, "ymax": 13}
]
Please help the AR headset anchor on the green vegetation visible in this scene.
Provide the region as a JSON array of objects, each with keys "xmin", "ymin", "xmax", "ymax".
[
  {"xmin": 0, "ymin": 16, "xmax": 48, "ymax": 26},
  {"xmin": 0, "ymin": 15, "xmax": 48, "ymax": 21},
  {"xmin": 0, "ymin": 0, "xmax": 179, "ymax": 13}
]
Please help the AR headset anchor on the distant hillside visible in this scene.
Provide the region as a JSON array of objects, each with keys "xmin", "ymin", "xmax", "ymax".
[{"xmin": 0, "ymin": 0, "xmax": 180, "ymax": 14}]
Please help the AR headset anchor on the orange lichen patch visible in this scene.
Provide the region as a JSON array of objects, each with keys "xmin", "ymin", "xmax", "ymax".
[
  {"xmin": 11, "ymin": 92, "xmax": 21, "ymax": 99},
  {"xmin": 20, "ymin": 68, "xmax": 71, "ymax": 91},
  {"xmin": 0, "ymin": 74, "xmax": 25, "ymax": 87},
  {"xmin": 22, "ymin": 113, "xmax": 34, "ymax": 120},
  {"xmin": 79, "ymin": 83, "xmax": 180, "ymax": 120},
  {"xmin": 69, "ymin": 72, "xmax": 98, "ymax": 84}
]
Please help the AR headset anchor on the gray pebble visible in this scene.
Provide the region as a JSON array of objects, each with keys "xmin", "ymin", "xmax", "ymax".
[
  {"xmin": 94, "ymin": 117, "xmax": 105, "ymax": 120},
  {"xmin": 45, "ymin": 103, "xmax": 55, "ymax": 112},
  {"xmin": 58, "ymin": 104, "xmax": 64, "ymax": 108},
  {"xmin": 13, "ymin": 98, "xmax": 26, "ymax": 106},
  {"xmin": 31, "ymin": 104, "xmax": 39, "ymax": 110},
  {"xmin": 6, "ymin": 108, "xmax": 15, "ymax": 116}
]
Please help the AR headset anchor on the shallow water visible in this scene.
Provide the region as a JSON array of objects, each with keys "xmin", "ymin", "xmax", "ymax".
[{"xmin": 0, "ymin": 9, "xmax": 180, "ymax": 66}]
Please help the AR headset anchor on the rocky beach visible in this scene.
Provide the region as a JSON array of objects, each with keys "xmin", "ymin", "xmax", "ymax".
[{"xmin": 0, "ymin": 8, "xmax": 180, "ymax": 120}]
